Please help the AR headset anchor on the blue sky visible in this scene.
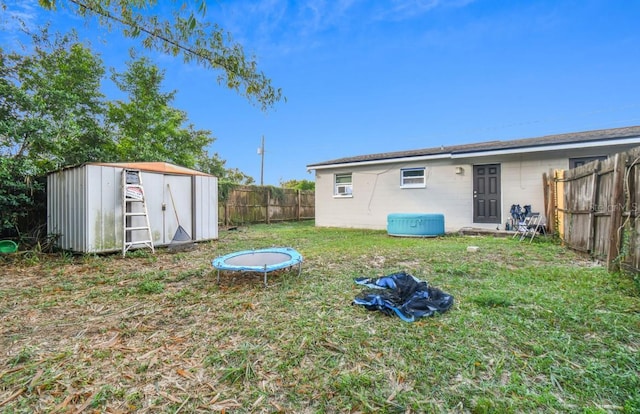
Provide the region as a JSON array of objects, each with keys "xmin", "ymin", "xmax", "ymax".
[{"xmin": 3, "ymin": 1, "xmax": 640, "ymax": 185}]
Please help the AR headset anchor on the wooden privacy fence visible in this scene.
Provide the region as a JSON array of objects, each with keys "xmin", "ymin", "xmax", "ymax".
[
  {"xmin": 548, "ymin": 146, "xmax": 640, "ymax": 272},
  {"xmin": 218, "ymin": 185, "xmax": 315, "ymax": 226}
]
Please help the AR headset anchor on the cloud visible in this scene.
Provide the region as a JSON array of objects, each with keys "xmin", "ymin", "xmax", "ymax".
[
  {"xmin": 374, "ymin": 0, "xmax": 476, "ymax": 21},
  {"xmin": 211, "ymin": 0, "xmax": 477, "ymax": 58},
  {"xmin": 1, "ymin": 0, "xmax": 38, "ymax": 29},
  {"xmin": 0, "ymin": 0, "xmax": 41, "ymax": 49}
]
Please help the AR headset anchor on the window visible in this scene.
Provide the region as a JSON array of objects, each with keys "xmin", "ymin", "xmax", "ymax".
[
  {"xmin": 401, "ymin": 168, "xmax": 426, "ymax": 188},
  {"xmin": 569, "ymin": 156, "xmax": 607, "ymax": 169},
  {"xmin": 334, "ymin": 173, "xmax": 353, "ymax": 197}
]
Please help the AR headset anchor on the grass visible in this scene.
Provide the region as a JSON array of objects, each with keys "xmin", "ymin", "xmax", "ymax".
[{"xmin": 1, "ymin": 220, "xmax": 639, "ymax": 413}]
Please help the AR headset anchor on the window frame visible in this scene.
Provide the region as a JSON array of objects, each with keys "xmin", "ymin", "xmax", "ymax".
[
  {"xmin": 334, "ymin": 173, "xmax": 353, "ymax": 197},
  {"xmin": 569, "ymin": 156, "xmax": 607, "ymax": 169},
  {"xmin": 400, "ymin": 167, "xmax": 426, "ymax": 188}
]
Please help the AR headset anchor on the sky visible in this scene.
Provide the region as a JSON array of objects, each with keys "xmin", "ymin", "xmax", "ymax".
[{"xmin": 3, "ymin": 0, "xmax": 640, "ymax": 185}]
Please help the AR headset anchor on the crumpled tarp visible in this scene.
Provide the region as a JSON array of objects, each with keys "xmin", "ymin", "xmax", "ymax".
[{"xmin": 352, "ymin": 271, "xmax": 454, "ymax": 322}]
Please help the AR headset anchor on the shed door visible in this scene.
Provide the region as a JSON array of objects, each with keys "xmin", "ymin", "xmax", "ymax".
[
  {"xmin": 164, "ymin": 175, "xmax": 193, "ymax": 244},
  {"xmin": 473, "ymin": 164, "xmax": 501, "ymax": 224}
]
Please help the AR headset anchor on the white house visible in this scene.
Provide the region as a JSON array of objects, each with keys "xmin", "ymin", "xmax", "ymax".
[{"xmin": 306, "ymin": 126, "xmax": 640, "ymax": 232}]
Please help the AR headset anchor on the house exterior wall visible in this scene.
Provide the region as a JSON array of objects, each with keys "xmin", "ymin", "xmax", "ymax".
[
  {"xmin": 315, "ymin": 159, "xmax": 471, "ymax": 230},
  {"xmin": 313, "ymin": 145, "xmax": 635, "ymax": 232}
]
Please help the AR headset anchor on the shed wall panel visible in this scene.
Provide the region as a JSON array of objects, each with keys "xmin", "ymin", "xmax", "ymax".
[
  {"xmin": 194, "ymin": 175, "xmax": 219, "ymax": 240},
  {"xmin": 47, "ymin": 165, "xmax": 88, "ymax": 252},
  {"xmin": 86, "ymin": 165, "xmax": 120, "ymax": 252}
]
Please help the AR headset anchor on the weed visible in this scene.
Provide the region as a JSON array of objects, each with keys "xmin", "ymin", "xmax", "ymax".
[
  {"xmin": 9, "ymin": 346, "xmax": 35, "ymax": 366},
  {"xmin": 91, "ymin": 385, "xmax": 115, "ymax": 409},
  {"xmin": 135, "ymin": 280, "xmax": 164, "ymax": 294}
]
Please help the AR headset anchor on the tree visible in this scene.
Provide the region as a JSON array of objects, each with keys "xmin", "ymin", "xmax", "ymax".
[
  {"xmin": 36, "ymin": 0, "xmax": 284, "ymax": 111},
  {"xmin": 0, "ymin": 29, "xmax": 110, "ymax": 171},
  {"xmin": 196, "ymin": 151, "xmax": 254, "ymax": 184},
  {"xmin": 107, "ymin": 57, "xmax": 255, "ymax": 183},
  {"xmin": 107, "ymin": 57, "xmax": 212, "ymax": 167},
  {"xmin": 0, "ymin": 157, "xmax": 44, "ymax": 236},
  {"xmin": 280, "ymin": 179, "xmax": 315, "ymax": 191},
  {"xmin": 0, "ymin": 29, "xmax": 108, "ymax": 236}
]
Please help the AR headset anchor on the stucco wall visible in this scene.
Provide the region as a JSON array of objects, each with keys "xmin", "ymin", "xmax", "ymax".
[
  {"xmin": 313, "ymin": 146, "xmax": 632, "ymax": 232},
  {"xmin": 316, "ymin": 159, "xmax": 476, "ymax": 231}
]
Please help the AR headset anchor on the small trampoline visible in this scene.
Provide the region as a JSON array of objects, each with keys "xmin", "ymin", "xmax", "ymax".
[{"xmin": 212, "ymin": 247, "xmax": 303, "ymax": 286}]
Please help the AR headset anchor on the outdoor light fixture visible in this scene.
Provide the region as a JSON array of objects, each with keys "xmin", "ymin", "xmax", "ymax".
[{"xmin": 455, "ymin": 166, "xmax": 464, "ymax": 175}]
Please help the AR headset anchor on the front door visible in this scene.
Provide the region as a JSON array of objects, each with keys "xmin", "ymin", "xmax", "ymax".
[{"xmin": 473, "ymin": 164, "xmax": 501, "ymax": 224}]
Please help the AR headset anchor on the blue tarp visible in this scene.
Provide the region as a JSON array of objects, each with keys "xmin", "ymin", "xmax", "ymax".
[{"xmin": 352, "ymin": 271, "xmax": 454, "ymax": 322}]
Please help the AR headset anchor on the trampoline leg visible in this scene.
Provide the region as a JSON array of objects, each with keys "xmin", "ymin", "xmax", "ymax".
[
  {"xmin": 264, "ymin": 271, "xmax": 268, "ymax": 287},
  {"xmin": 297, "ymin": 262, "xmax": 302, "ymax": 277},
  {"xmin": 217, "ymin": 269, "xmax": 220, "ymax": 284}
]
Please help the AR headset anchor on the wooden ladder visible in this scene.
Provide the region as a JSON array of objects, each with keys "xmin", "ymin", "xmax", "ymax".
[{"xmin": 122, "ymin": 169, "xmax": 155, "ymax": 257}]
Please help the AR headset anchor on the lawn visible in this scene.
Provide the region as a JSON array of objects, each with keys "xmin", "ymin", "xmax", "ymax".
[{"xmin": 1, "ymin": 221, "xmax": 639, "ymax": 413}]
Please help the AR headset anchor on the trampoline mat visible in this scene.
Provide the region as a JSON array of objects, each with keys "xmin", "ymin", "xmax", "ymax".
[{"xmin": 224, "ymin": 252, "xmax": 294, "ymax": 267}]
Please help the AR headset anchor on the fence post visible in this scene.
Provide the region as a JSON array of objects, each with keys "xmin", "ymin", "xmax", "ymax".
[
  {"xmin": 266, "ymin": 187, "xmax": 271, "ymax": 224},
  {"xmin": 296, "ymin": 189, "xmax": 301, "ymax": 221},
  {"xmin": 587, "ymin": 164, "xmax": 600, "ymax": 253},
  {"xmin": 607, "ymin": 153, "xmax": 626, "ymax": 271},
  {"xmin": 546, "ymin": 170, "xmax": 555, "ymax": 234},
  {"xmin": 542, "ymin": 172, "xmax": 550, "ymax": 233}
]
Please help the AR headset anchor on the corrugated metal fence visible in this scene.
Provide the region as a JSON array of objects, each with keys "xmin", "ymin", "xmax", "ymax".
[
  {"xmin": 549, "ymin": 146, "xmax": 640, "ymax": 272},
  {"xmin": 218, "ymin": 185, "xmax": 315, "ymax": 226}
]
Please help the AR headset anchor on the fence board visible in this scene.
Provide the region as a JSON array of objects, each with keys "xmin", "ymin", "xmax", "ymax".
[
  {"xmin": 560, "ymin": 162, "xmax": 598, "ymax": 252},
  {"xmin": 218, "ymin": 186, "xmax": 315, "ymax": 226},
  {"xmin": 622, "ymin": 152, "xmax": 640, "ymax": 272},
  {"xmin": 555, "ymin": 146, "xmax": 640, "ymax": 273}
]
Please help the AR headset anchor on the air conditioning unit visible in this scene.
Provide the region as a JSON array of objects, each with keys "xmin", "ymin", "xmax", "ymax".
[{"xmin": 336, "ymin": 185, "xmax": 352, "ymax": 195}]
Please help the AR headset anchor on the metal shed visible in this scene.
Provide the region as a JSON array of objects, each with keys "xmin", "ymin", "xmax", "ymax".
[{"xmin": 47, "ymin": 162, "xmax": 218, "ymax": 253}]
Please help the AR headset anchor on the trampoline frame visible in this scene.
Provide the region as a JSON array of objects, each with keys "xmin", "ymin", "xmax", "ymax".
[{"xmin": 212, "ymin": 247, "xmax": 303, "ymax": 286}]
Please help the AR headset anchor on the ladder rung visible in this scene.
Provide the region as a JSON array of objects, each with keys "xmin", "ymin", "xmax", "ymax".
[
  {"xmin": 125, "ymin": 212, "xmax": 147, "ymax": 216},
  {"xmin": 126, "ymin": 241, "xmax": 153, "ymax": 246},
  {"xmin": 126, "ymin": 226, "xmax": 150, "ymax": 231}
]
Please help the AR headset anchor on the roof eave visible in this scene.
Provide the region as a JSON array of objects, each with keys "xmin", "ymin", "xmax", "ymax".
[
  {"xmin": 450, "ymin": 137, "xmax": 640, "ymax": 158},
  {"xmin": 307, "ymin": 153, "xmax": 451, "ymax": 171},
  {"xmin": 307, "ymin": 137, "xmax": 640, "ymax": 170}
]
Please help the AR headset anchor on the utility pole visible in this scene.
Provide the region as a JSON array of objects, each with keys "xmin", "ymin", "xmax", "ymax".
[{"xmin": 257, "ymin": 135, "xmax": 265, "ymax": 186}]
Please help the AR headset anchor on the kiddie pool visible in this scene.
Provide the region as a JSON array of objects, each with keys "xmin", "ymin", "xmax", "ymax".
[
  {"xmin": 212, "ymin": 247, "xmax": 303, "ymax": 286},
  {"xmin": 387, "ymin": 213, "xmax": 445, "ymax": 237}
]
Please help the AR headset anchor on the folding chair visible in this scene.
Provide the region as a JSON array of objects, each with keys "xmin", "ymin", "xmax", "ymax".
[{"xmin": 514, "ymin": 214, "xmax": 543, "ymax": 243}]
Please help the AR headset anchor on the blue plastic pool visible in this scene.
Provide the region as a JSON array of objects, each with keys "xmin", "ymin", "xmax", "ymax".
[{"xmin": 387, "ymin": 213, "xmax": 445, "ymax": 237}]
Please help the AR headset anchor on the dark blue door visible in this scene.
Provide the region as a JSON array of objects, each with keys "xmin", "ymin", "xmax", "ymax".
[{"xmin": 473, "ymin": 164, "xmax": 501, "ymax": 223}]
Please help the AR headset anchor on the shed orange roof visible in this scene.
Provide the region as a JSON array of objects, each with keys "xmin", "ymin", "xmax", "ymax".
[{"xmin": 87, "ymin": 162, "xmax": 213, "ymax": 177}]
